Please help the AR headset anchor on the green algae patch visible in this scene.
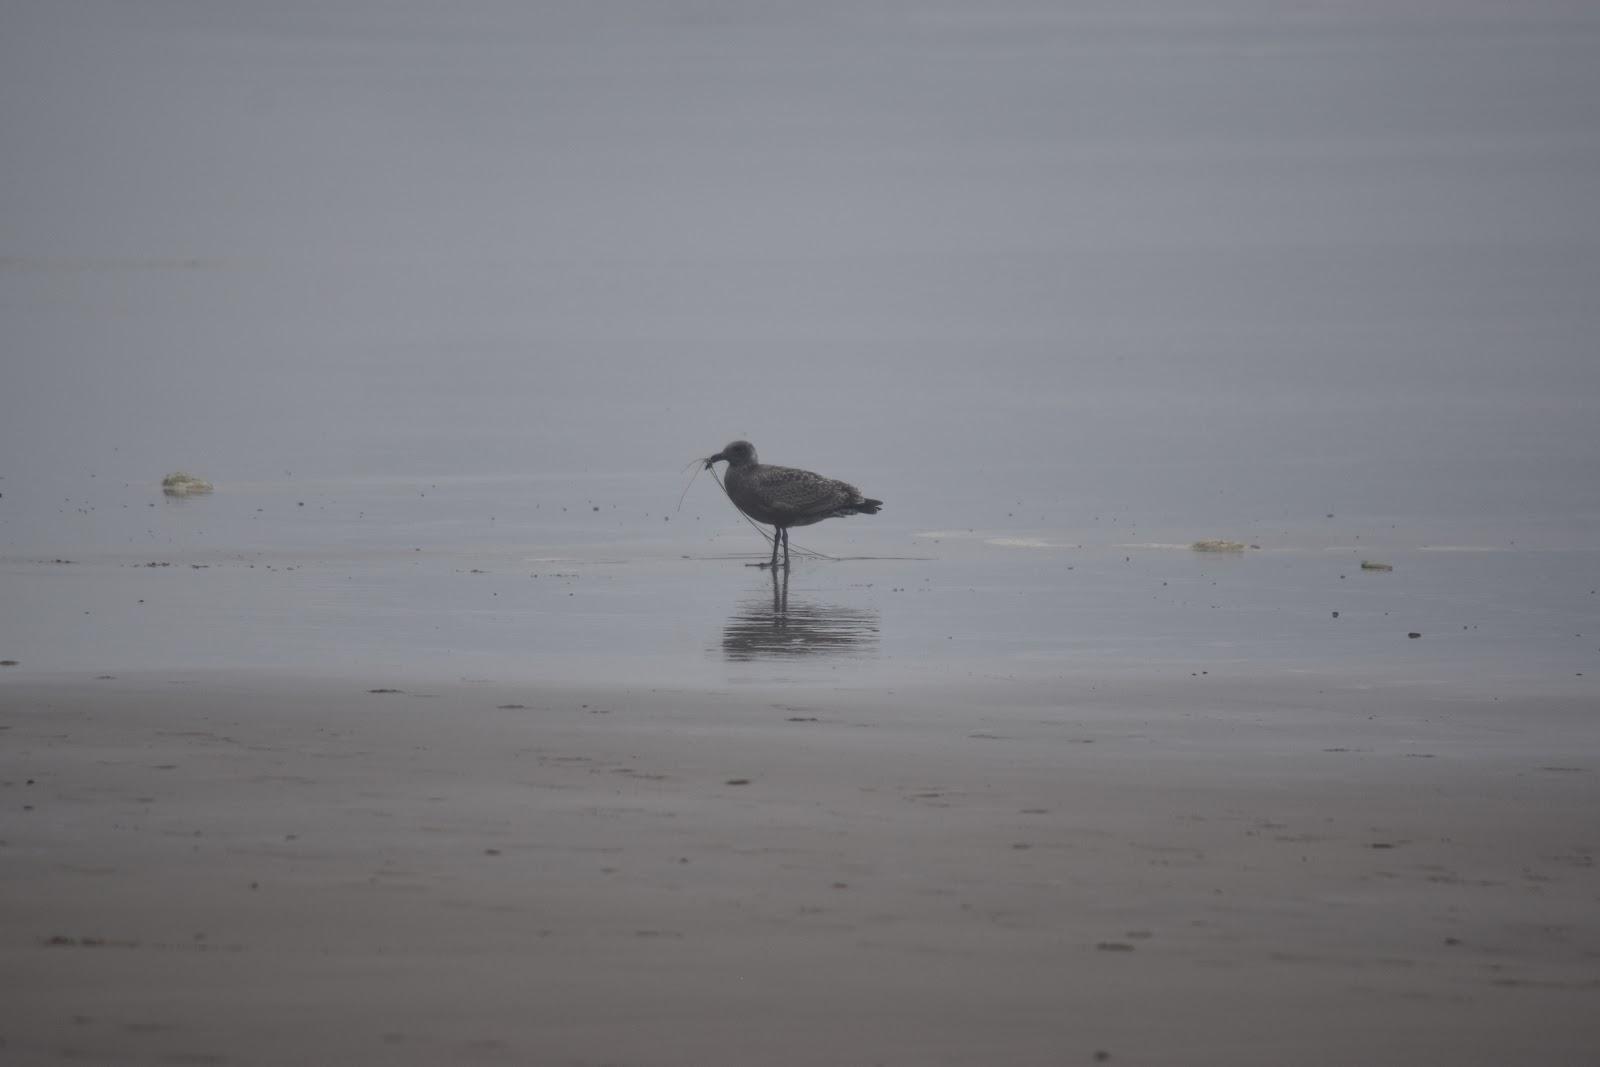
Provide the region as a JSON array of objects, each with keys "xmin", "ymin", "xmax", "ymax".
[
  {"xmin": 1191, "ymin": 540, "xmax": 1247, "ymax": 553},
  {"xmin": 161, "ymin": 472, "xmax": 213, "ymax": 496}
]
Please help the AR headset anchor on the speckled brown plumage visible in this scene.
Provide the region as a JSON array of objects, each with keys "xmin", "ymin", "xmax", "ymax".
[{"xmin": 705, "ymin": 440, "xmax": 882, "ymax": 567}]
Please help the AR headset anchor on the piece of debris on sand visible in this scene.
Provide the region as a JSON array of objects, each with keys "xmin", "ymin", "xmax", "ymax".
[
  {"xmin": 1360, "ymin": 560, "xmax": 1394, "ymax": 572},
  {"xmin": 161, "ymin": 472, "xmax": 214, "ymax": 496},
  {"xmin": 1191, "ymin": 540, "xmax": 1247, "ymax": 553}
]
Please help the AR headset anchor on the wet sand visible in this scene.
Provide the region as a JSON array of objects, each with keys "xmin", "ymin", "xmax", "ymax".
[{"xmin": 4, "ymin": 671, "xmax": 1597, "ymax": 1065}]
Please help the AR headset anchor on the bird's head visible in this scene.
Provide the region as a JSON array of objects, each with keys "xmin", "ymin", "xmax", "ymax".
[{"xmin": 705, "ymin": 440, "xmax": 757, "ymax": 470}]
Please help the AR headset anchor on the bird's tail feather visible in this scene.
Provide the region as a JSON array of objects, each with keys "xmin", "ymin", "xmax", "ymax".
[{"xmin": 853, "ymin": 498, "xmax": 883, "ymax": 515}]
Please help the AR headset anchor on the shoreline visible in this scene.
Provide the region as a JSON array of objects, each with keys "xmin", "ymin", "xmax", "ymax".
[{"xmin": 4, "ymin": 670, "xmax": 1597, "ymax": 1064}]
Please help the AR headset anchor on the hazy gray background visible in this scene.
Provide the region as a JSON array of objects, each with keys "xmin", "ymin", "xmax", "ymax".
[{"xmin": 4, "ymin": 0, "xmax": 1598, "ymax": 547}]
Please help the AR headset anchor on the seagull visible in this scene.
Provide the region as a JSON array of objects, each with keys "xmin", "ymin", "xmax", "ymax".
[{"xmin": 704, "ymin": 440, "xmax": 883, "ymax": 568}]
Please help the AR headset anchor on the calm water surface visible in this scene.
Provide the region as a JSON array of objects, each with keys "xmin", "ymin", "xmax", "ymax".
[
  {"xmin": 0, "ymin": 471, "xmax": 1594, "ymax": 697},
  {"xmin": 2, "ymin": 2, "xmax": 1596, "ymax": 696}
]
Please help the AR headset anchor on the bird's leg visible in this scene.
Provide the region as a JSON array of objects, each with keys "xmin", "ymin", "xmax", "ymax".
[
  {"xmin": 769, "ymin": 528, "xmax": 780, "ymax": 569},
  {"xmin": 781, "ymin": 528, "xmax": 791, "ymax": 569}
]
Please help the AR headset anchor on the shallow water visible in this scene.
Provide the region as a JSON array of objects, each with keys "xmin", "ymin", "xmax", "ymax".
[
  {"xmin": 2, "ymin": 2, "xmax": 1597, "ymax": 697},
  {"xmin": 0, "ymin": 471, "xmax": 1594, "ymax": 698}
]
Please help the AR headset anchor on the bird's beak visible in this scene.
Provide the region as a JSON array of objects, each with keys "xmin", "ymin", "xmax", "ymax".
[{"xmin": 704, "ymin": 451, "xmax": 725, "ymax": 470}]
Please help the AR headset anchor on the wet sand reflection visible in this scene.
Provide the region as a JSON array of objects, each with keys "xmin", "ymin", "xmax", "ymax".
[{"xmin": 721, "ymin": 569, "xmax": 880, "ymax": 661}]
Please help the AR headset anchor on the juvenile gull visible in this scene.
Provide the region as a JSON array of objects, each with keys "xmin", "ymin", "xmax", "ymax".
[{"xmin": 704, "ymin": 440, "xmax": 883, "ymax": 568}]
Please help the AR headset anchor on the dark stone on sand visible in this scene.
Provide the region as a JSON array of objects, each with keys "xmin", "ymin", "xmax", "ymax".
[
  {"xmin": 725, "ymin": 778, "xmax": 751, "ymax": 786},
  {"xmin": 367, "ymin": 688, "xmax": 403, "ymax": 694},
  {"xmin": 0, "ymin": 660, "xmax": 17, "ymax": 666},
  {"xmin": 1408, "ymin": 632, "xmax": 1422, "ymax": 639}
]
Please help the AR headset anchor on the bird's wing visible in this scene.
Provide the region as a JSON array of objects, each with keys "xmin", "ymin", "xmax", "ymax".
[{"xmin": 746, "ymin": 465, "xmax": 856, "ymax": 517}]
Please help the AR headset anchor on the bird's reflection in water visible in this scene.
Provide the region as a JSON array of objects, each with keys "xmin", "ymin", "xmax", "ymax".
[{"xmin": 722, "ymin": 568, "xmax": 880, "ymax": 661}]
